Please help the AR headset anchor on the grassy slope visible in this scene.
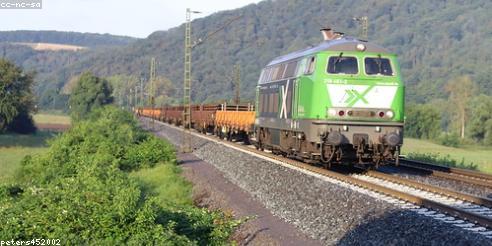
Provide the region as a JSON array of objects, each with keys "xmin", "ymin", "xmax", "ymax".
[
  {"xmin": 0, "ymin": 132, "xmax": 56, "ymax": 183},
  {"xmin": 130, "ymin": 163, "xmax": 193, "ymax": 206},
  {"xmin": 402, "ymin": 138, "xmax": 492, "ymax": 173}
]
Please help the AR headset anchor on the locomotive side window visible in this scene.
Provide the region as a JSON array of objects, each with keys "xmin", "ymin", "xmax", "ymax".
[
  {"xmin": 260, "ymin": 94, "xmax": 266, "ymax": 112},
  {"xmin": 276, "ymin": 64, "xmax": 286, "ymax": 80},
  {"xmin": 270, "ymin": 66, "xmax": 277, "ymax": 81},
  {"xmin": 327, "ymin": 56, "xmax": 358, "ymax": 74},
  {"xmin": 263, "ymin": 69, "xmax": 270, "ymax": 83},
  {"xmin": 259, "ymin": 69, "xmax": 266, "ymax": 83},
  {"xmin": 268, "ymin": 93, "xmax": 274, "ymax": 113},
  {"xmin": 364, "ymin": 57, "xmax": 394, "ymax": 76},
  {"xmin": 265, "ymin": 67, "xmax": 274, "ymax": 82},
  {"xmin": 261, "ymin": 68, "xmax": 268, "ymax": 83},
  {"xmin": 273, "ymin": 93, "xmax": 279, "ymax": 113},
  {"xmin": 283, "ymin": 61, "xmax": 298, "ymax": 78},
  {"xmin": 305, "ymin": 56, "xmax": 316, "ymax": 74}
]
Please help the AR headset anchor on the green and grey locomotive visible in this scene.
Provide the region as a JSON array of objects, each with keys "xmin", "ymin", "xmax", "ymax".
[{"xmin": 253, "ymin": 29, "xmax": 405, "ymax": 167}]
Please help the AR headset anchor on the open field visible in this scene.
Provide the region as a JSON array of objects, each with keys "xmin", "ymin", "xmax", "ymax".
[
  {"xmin": 33, "ymin": 113, "xmax": 71, "ymax": 125},
  {"xmin": 0, "ymin": 132, "xmax": 56, "ymax": 183},
  {"xmin": 33, "ymin": 113, "xmax": 71, "ymax": 131},
  {"xmin": 12, "ymin": 42, "xmax": 86, "ymax": 51},
  {"xmin": 402, "ymin": 138, "xmax": 492, "ymax": 174}
]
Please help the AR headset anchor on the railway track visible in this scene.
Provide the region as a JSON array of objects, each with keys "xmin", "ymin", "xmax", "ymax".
[
  {"xmin": 355, "ymin": 171, "xmax": 492, "ymax": 228},
  {"xmin": 242, "ymin": 148, "xmax": 492, "ymax": 229},
  {"xmin": 142, "ymin": 117, "xmax": 492, "ymax": 235},
  {"xmin": 396, "ymin": 159, "xmax": 492, "ymax": 189}
]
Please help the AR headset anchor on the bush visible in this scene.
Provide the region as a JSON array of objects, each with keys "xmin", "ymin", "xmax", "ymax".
[
  {"xmin": 69, "ymin": 72, "xmax": 113, "ymax": 121},
  {"xmin": 0, "ymin": 59, "xmax": 36, "ymax": 133},
  {"xmin": 485, "ymin": 119, "xmax": 492, "ymax": 146},
  {"xmin": 438, "ymin": 132, "xmax": 460, "ymax": 147},
  {"xmin": 122, "ymin": 137, "xmax": 176, "ymax": 171},
  {"xmin": 407, "ymin": 152, "xmax": 477, "ymax": 170},
  {"xmin": 5, "ymin": 110, "xmax": 37, "ymax": 134},
  {"xmin": 0, "ymin": 106, "xmax": 240, "ymax": 244},
  {"xmin": 405, "ymin": 104, "xmax": 441, "ymax": 139}
]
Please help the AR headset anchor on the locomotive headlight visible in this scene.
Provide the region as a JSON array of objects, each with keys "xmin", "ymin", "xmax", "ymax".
[
  {"xmin": 356, "ymin": 43, "xmax": 366, "ymax": 51},
  {"xmin": 343, "ymin": 125, "xmax": 349, "ymax": 131},
  {"xmin": 375, "ymin": 126, "xmax": 381, "ymax": 132},
  {"xmin": 386, "ymin": 110, "xmax": 394, "ymax": 118},
  {"xmin": 328, "ymin": 109, "xmax": 337, "ymax": 116}
]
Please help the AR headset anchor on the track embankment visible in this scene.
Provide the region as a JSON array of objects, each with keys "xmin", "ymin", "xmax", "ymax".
[{"xmin": 141, "ymin": 118, "xmax": 492, "ymax": 245}]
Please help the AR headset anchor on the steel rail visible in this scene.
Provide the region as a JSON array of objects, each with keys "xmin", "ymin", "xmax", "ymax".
[
  {"xmin": 365, "ymin": 170, "xmax": 492, "ymax": 208},
  {"xmin": 398, "ymin": 159, "xmax": 492, "ymax": 189},
  {"xmin": 400, "ymin": 159, "xmax": 492, "ymax": 180}
]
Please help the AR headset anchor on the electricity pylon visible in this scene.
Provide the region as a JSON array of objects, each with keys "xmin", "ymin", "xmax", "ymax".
[
  {"xmin": 181, "ymin": 8, "xmax": 199, "ymax": 153},
  {"xmin": 181, "ymin": 9, "xmax": 240, "ymax": 153},
  {"xmin": 140, "ymin": 78, "xmax": 144, "ymax": 108},
  {"xmin": 135, "ymin": 85, "xmax": 138, "ymax": 109},
  {"xmin": 149, "ymin": 57, "xmax": 157, "ymax": 130}
]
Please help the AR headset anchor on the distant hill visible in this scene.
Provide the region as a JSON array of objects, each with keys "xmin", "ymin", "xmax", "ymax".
[
  {"xmin": 4, "ymin": 0, "xmax": 492, "ymax": 109},
  {"xmin": 0, "ymin": 30, "xmax": 137, "ymax": 47},
  {"xmin": 0, "ymin": 31, "xmax": 139, "ymax": 108}
]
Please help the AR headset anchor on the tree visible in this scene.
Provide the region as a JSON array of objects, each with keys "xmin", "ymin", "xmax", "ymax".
[
  {"xmin": 0, "ymin": 58, "xmax": 36, "ymax": 134},
  {"xmin": 468, "ymin": 95, "xmax": 492, "ymax": 143},
  {"xmin": 106, "ymin": 74, "xmax": 139, "ymax": 109},
  {"xmin": 405, "ymin": 104, "xmax": 441, "ymax": 139},
  {"xmin": 445, "ymin": 76, "xmax": 478, "ymax": 139},
  {"xmin": 147, "ymin": 75, "xmax": 176, "ymax": 106},
  {"xmin": 485, "ymin": 120, "xmax": 492, "ymax": 146},
  {"xmin": 68, "ymin": 72, "xmax": 113, "ymax": 121}
]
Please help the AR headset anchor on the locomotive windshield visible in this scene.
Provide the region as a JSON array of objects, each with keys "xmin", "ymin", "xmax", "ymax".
[
  {"xmin": 327, "ymin": 56, "xmax": 358, "ymax": 74},
  {"xmin": 365, "ymin": 57, "xmax": 393, "ymax": 76}
]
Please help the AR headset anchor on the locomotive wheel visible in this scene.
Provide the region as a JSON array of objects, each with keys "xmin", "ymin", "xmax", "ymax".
[
  {"xmin": 243, "ymin": 134, "xmax": 251, "ymax": 145},
  {"xmin": 227, "ymin": 130, "xmax": 233, "ymax": 141},
  {"xmin": 257, "ymin": 141, "xmax": 264, "ymax": 151},
  {"xmin": 394, "ymin": 148, "xmax": 400, "ymax": 166}
]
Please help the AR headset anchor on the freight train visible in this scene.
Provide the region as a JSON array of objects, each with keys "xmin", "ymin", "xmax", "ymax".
[{"xmin": 137, "ymin": 29, "xmax": 405, "ymax": 168}]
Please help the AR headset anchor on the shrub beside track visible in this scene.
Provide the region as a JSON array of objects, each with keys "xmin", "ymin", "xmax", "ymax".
[{"xmin": 0, "ymin": 107, "xmax": 240, "ymax": 244}]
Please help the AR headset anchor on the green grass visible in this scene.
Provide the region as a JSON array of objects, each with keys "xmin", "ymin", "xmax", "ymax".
[
  {"xmin": 402, "ymin": 138, "xmax": 492, "ymax": 174},
  {"xmin": 130, "ymin": 163, "xmax": 193, "ymax": 206},
  {"xmin": 1, "ymin": 112, "xmax": 70, "ymax": 182},
  {"xmin": 33, "ymin": 113, "xmax": 71, "ymax": 125},
  {"xmin": 0, "ymin": 132, "xmax": 57, "ymax": 183}
]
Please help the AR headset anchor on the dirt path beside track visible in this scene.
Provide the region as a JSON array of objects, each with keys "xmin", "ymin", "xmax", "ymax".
[{"xmin": 178, "ymin": 153, "xmax": 321, "ymax": 246}]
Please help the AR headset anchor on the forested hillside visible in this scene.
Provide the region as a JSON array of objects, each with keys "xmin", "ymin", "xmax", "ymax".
[
  {"xmin": 4, "ymin": 0, "xmax": 492, "ymax": 108},
  {"xmin": 0, "ymin": 30, "xmax": 137, "ymax": 47},
  {"xmin": 0, "ymin": 31, "xmax": 139, "ymax": 108}
]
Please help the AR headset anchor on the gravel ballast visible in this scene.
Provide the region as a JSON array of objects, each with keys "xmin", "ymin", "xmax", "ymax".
[{"xmin": 142, "ymin": 119, "xmax": 492, "ymax": 245}]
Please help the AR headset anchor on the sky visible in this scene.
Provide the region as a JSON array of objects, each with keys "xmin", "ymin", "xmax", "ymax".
[{"xmin": 0, "ymin": 0, "xmax": 263, "ymax": 38}]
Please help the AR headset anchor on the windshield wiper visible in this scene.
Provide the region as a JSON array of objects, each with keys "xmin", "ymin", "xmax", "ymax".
[
  {"xmin": 376, "ymin": 54, "xmax": 383, "ymax": 74},
  {"xmin": 333, "ymin": 52, "xmax": 344, "ymax": 72}
]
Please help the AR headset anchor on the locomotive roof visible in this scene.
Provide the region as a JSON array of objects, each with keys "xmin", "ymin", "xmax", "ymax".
[{"xmin": 266, "ymin": 36, "xmax": 391, "ymax": 66}]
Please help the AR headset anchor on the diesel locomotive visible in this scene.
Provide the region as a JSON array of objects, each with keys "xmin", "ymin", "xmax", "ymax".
[{"xmin": 138, "ymin": 29, "xmax": 405, "ymax": 167}]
